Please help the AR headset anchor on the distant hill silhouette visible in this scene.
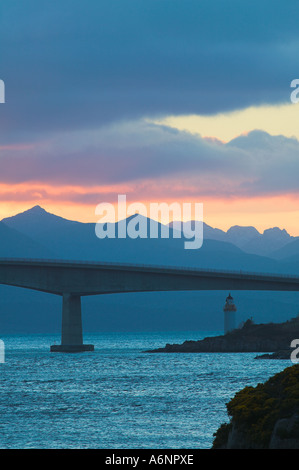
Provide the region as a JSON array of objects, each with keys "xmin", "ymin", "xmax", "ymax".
[
  {"xmin": 2, "ymin": 205, "xmax": 79, "ymax": 239},
  {"xmin": 170, "ymin": 221, "xmax": 298, "ymax": 257},
  {"xmin": 0, "ymin": 219, "xmax": 53, "ymax": 258},
  {"xmin": 270, "ymin": 238, "xmax": 299, "ymax": 261}
]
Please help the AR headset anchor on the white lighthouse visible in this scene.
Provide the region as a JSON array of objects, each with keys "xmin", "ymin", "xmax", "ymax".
[{"xmin": 223, "ymin": 293, "xmax": 237, "ymax": 334}]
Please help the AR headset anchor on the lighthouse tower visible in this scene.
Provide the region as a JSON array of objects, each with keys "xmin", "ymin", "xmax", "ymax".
[{"xmin": 223, "ymin": 293, "xmax": 237, "ymax": 334}]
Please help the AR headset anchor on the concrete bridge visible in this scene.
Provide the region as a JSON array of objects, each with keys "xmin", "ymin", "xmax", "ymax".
[{"xmin": 0, "ymin": 258, "xmax": 299, "ymax": 352}]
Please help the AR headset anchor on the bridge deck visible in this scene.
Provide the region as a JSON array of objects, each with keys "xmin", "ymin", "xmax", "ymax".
[{"xmin": 1, "ymin": 258, "xmax": 298, "ymax": 352}]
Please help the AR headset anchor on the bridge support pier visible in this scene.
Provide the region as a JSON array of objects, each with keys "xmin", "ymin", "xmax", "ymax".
[{"xmin": 50, "ymin": 293, "xmax": 94, "ymax": 352}]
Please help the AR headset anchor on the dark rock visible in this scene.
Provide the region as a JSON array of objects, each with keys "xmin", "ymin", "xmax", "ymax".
[
  {"xmin": 145, "ymin": 317, "xmax": 299, "ymax": 355},
  {"xmin": 212, "ymin": 365, "xmax": 299, "ymax": 449},
  {"xmin": 269, "ymin": 414, "xmax": 299, "ymax": 449},
  {"xmin": 255, "ymin": 349, "xmax": 292, "ymax": 360}
]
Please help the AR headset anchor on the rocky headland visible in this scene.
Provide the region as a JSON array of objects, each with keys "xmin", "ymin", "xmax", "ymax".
[
  {"xmin": 146, "ymin": 317, "xmax": 299, "ymax": 358},
  {"xmin": 212, "ymin": 365, "xmax": 299, "ymax": 448}
]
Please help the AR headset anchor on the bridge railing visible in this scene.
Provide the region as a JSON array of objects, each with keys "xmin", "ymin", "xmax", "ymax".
[{"xmin": 0, "ymin": 257, "xmax": 299, "ymax": 280}]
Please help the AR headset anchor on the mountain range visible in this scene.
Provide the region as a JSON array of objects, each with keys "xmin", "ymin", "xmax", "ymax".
[
  {"xmin": 170, "ymin": 221, "xmax": 299, "ymax": 258},
  {"xmin": 2, "ymin": 205, "xmax": 299, "ymax": 262},
  {"xmin": 0, "ymin": 205, "xmax": 299, "ymax": 334}
]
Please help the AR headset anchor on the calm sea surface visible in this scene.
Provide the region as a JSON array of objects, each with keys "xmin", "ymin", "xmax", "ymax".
[{"xmin": 0, "ymin": 331, "xmax": 289, "ymax": 449}]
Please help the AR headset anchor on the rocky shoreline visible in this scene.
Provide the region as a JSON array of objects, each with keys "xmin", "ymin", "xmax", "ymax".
[
  {"xmin": 254, "ymin": 349, "xmax": 292, "ymax": 360},
  {"xmin": 212, "ymin": 365, "xmax": 299, "ymax": 448},
  {"xmin": 145, "ymin": 317, "xmax": 299, "ymax": 359}
]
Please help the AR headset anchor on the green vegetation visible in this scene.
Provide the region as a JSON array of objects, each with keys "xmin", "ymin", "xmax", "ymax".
[{"xmin": 212, "ymin": 365, "xmax": 299, "ymax": 448}]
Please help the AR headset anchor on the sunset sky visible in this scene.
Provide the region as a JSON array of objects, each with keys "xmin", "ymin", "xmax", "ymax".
[{"xmin": 0, "ymin": 0, "xmax": 299, "ymax": 234}]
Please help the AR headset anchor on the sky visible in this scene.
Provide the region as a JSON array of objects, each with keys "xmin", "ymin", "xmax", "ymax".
[{"xmin": 0, "ymin": 0, "xmax": 299, "ymax": 234}]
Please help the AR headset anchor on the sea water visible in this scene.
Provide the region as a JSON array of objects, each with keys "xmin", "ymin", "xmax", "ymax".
[{"xmin": 0, "ymin": 331, "xmax": 289, "ymax": 449}]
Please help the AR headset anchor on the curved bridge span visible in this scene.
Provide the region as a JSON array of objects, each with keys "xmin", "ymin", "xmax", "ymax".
[{"xmin": 1, "ymin": 258, "xmax": 299, "ymax": 352}]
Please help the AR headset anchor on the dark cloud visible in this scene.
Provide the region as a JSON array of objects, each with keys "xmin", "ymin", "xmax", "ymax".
[
  {"xmin": 0, "ymin": 0, "xmax": 298, "ymax": 142},
  {"xmin": 0, "ymin": 121, "xmax": 299, "ymax": 199}
]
